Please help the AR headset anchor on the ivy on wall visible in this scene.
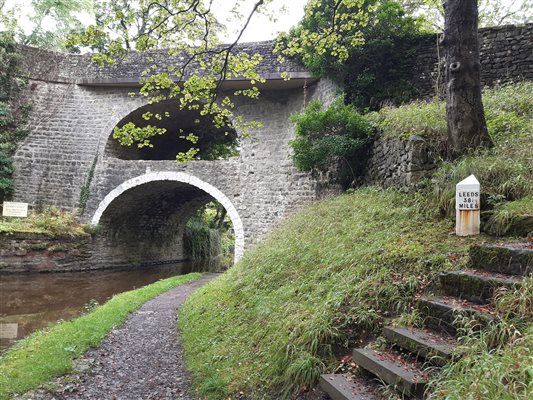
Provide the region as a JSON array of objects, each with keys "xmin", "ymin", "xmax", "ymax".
[{"xmin": 0, "ymin": 32, "xmax": 29, "ymax": 202}]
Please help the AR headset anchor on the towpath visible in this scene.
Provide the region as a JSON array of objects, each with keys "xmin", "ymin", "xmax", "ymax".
[{"xmin": 42, "ymin": 273, "xmax": 216, "ymax": 400}]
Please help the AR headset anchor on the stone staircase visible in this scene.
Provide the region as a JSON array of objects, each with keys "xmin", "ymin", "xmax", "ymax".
[{"xmin": 319, "ymin": 243, "xmax": 532, "ymax": 400}]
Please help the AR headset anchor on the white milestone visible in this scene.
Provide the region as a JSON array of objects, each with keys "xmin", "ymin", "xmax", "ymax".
[{"xmin": 455, "ymin": 175, "xmax": 480, "ymax": 236}]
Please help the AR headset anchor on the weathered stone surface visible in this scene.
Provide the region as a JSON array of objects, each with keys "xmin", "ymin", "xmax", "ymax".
[
  {"xmin": 10, "ymin": 24, "xmax": 532, "ymax": 266},
  {"xmin": 469, "ymin": 244, "xmax": 533, "ymax": 276},
  {"xmin": 12, "ymin": 45, "xmax": 341, "ymax": 268},
  {"xmin": 364, "ymin": 134, "xmax": 438, "ymax": 190},
  {"xmin": 439, "ymin": 269, "xmax": 521, "ymax": 303},
  {"xmin": 319, "ymin": 374, "xmax": 382, "ymax": 400},
  {"xmin": 382, "ymin": 326, "xmax": 457, "ymax": 366},
  {"xmin": 0, "ymin": 233, "xmax": 93, "ymax": 273},
  {"xmin": 352, "ymin": 348, "xmax": 427, "ymax": 397},
  {"xmin": 411, "ymin": 24, "xmax": 533, "ymax": 99},
  {"xmin": 417, "ymin": 296, "xmax": 497, "ymax": 336}
]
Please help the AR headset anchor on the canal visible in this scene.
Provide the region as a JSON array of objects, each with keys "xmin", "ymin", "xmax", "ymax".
[{"xmin": 0, "ymin": 263, "xmax": 205, "ymax": 351}]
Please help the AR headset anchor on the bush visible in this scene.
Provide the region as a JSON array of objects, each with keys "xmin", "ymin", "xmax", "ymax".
[
  {"xmin": 277, "ymin": 0, "xmax": 424, "ymax": 110},
  {"xmin": 289, "ymin": 98, "xmax": 374, "ymax": 186}
]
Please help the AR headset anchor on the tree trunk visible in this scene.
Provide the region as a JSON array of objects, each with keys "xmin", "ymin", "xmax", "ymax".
[{"xmin": 443, "ymin": 0, "xmax": 491, "ymax": 156}]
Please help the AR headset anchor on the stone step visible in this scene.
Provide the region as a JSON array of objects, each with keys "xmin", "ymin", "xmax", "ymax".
[
  {"xmin": 319, "ymin": 374, "xmax": 383, "ymax": 400},
  {"xmin": 469, "ymin": 244, "xmax": 532, "ymax": 276},
  {"xmin": 383, "ymin": 326, "xmax": 457, "ymax": 366},
  {"xmin": 417, "ymin": 296, "xmax": 497, "ymax": 336},
  {"xmin": 439, "ymin": 269, "xmax": 522, "ymax": 304},
  {"xmin": 352, "ymin": 348, "xmax": 429, "ymax": 398}
]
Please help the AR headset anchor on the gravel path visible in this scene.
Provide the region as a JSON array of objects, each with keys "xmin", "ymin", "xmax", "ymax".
[{"xmin": 46, "ymin": 274, "xmax": 216, "ymax": 400}]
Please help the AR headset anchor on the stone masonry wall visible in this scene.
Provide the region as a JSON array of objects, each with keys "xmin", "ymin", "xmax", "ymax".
[
  {"xmin": 411, "ymin": 24, "xmax": 533, "ymax": 98},
  {"xmin": 365, "ymin": 24, "xmax": 533, "ymax": 190},
  {"xmin": 364, "ymin": 134, "xmax": 439, "ymax": 189},
  {"xmin": 0, "ymin": 233, "xmax": 94, "ymax": 273}
]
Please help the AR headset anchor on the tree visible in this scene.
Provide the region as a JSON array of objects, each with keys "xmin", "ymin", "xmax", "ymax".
[
  {"xmin": 443, "ymin": 0, "xmax": 491, "ymax": 155},
  {"xmin": 0, "ymin": 0, "xmax": 93, "ymax": 50},
  {"xmin": 277, "ymin": 0, "xmax": 424, "ymax": 110},
  {"xmin": 401, "ymin": 0, "xmax": 532, "ymax": 31}
]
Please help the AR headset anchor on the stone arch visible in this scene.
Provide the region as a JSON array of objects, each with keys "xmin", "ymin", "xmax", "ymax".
[
  {"xmin": 91, "ymin": 171, "xmax": 244, "ymax": 263},
  {"xmin": 103, "ymin": 99, "xmax": 238, "ymax": 161}
]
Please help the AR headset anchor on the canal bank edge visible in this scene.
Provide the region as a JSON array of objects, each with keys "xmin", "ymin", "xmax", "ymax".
[
  {"xmin": 0, "ymin": 233, "xmax": 194, "ymax": 273},
  {"xmin": 0, "ymin": 233, "xmax": 93, "ymax": 273}
]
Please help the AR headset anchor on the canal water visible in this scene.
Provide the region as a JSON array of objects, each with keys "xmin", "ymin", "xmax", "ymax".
[{"xmin": 0, "ymin": 263, "xmax": 204, "ymax": 351}]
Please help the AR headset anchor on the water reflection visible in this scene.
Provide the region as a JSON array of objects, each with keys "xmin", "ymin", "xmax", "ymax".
[{"xmin": 0, "ymin": 262, "xmax": 207, "ymax": 351}]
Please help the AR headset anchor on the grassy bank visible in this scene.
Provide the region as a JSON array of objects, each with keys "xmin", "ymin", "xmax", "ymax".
[
  {"xmin": 179, "ymin": 188, "xmax": 488, "ymax": 398},
  {"xmin": 0, "ymin": 208, "xmax": 89, "ymax": 237},
  {"xmin": 0, "ymin": 272, "xmax": 202, "ymax": 399},
  {"xmin": 370, "ymin": 81, "xmax": 533, "ymax": 234}
]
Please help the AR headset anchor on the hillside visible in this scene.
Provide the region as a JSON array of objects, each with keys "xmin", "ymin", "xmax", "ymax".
[{"xmin": 179, "ymin": 82, "xmax": 533, "ymax": 399}]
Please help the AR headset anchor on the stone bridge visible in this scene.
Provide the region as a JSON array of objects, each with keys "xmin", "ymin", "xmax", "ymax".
[{"xmin": 13, "ymin": 43, "xmax": 339, "ymax": 267}]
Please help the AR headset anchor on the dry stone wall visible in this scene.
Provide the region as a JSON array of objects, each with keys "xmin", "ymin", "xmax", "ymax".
[
  {"xmin": 411, "ymin": 24, "xmax": 533, "ymax": 99},
  {"xmin": 364, "ymin": 135, "xmax": 439, "ymax": 189}
]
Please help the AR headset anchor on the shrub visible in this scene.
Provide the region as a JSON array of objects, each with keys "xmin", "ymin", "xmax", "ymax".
[
  {"xmin": 0, "ymin": 208, "xmax": 85, "ymax": 236},
  {"xmin": 289, "ymin": 98, "xmax": 374, "ymax": 186}
]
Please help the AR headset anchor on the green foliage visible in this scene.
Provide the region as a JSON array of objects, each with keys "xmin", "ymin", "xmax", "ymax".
[
  {"xmin": 184, "ymin": 201, "xmax": 234, "ymax": 267},
  {"xmin": 365, "ymin": 82, "xmax": 533, "ymax": 227},
  {"xmin": 423, "ymin": 83, "xmax": 533, "ymax": 219},
  {"xmin": 19, "ymin": 0, "xmax": 94, "ymax": 51},
  {"xmin": 0, "ymin": 31, "xmax": 29, "ymax": 202},
  {"xmin": 0, "ymin": 208, "xmax": 87, "ymax": 237},
  {"xmin": 66, "ymin": 0, "xmax": 267, "ymax": 162},
  {"xmin": 179, "ymin": 187, "xmax": 477, "ymax": 399},
  {"xmin": 0, "ymin": 273, "xmax": 202, "ymax": 399},
  {"xmin": 184, "ymin": 219, "xmax": 222, "ymax": 261},
  {"xmin": 427, "ymin": 277, "xmax": 533, "ymax": 400},
  {"xmin": 289, "ymin": 98, "xmax": 374, "ymax": 185},
  {"xmin": 78, "ymin": 153, "xmax": 98, "ymax": 213},
  {"xmin": 276, "ymin": 0, "xmax": 372, "ymax": 69},
  {"xmin": 278, "ymin": 0, "xmax": 424, "ymax": 110},
  {"xmin": 343, "ymin": 1, "xmax": 424, "ymax": 110}
]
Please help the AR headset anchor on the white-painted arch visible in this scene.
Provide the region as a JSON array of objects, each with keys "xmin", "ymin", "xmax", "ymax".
[{"xmin": 91, "ymin": 171, "xmax": 245, "ymax": 263}]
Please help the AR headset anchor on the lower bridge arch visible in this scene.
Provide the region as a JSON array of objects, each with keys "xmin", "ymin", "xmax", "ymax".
[{"xmin": 91, "ymin": 171, "xmax": 244, "ymax": 266}]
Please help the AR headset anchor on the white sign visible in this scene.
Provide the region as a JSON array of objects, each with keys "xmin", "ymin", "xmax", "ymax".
[
  {"xmin": 0, "ymin": 323, "xmax": 18, "ymax": 339},
  {"xmin": 2, "ymin": 201, "xmax": 29, "ymax": 218},
  {"xmin": 456, "ymin": 175, "xmax": 480, "ymax": 236}
]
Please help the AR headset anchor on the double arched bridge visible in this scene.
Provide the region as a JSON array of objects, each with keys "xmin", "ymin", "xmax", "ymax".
[{"xmin": 13, "ymin": 43, "xmax": 339, "ymax": 267}]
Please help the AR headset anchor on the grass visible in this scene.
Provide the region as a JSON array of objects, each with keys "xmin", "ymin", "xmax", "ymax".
[
  {"xmin": 367, "ymin": 81, "xmax": 532, "ymax": 142},
  {"xmin": 427, "ymin": 277, "xmax": 533, "ymax": 400},
  {"xmin": 179, "ymin": 188, "xmax": 484, "ymax": 399},
  {"xmin": 0, "ymin": 272, "xmax": 202, "ymax": 400},
  {"xmin": 0, "ymin": 208, "xmax": 89, "ymax": 236},
  {"xmin": 486, "ymin": 196, "xmax": 533, "ymax": 236}
]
